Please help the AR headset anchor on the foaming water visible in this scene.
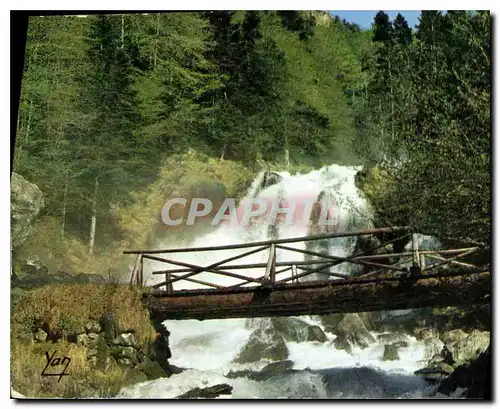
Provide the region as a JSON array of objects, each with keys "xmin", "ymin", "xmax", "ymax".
[{"xmin": 119, "ymin": 165, "xmax": 456, "ymax": 399}]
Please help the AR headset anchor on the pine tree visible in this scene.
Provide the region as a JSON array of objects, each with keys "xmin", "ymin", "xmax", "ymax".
[
  {"xmin": 393, "ymin": 13, "xmax": 412, "ymax": 45},
  {"xmin": 372, "ymin": 11, "xmax": 393, "ymax": 44}
]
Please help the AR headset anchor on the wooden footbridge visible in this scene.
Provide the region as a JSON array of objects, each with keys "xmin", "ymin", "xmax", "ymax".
[{"xmin": 124, "ymin": 227, "xmax": 491, "ymax": 321}]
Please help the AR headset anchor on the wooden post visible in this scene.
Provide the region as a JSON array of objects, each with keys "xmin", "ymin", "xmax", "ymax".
[
  {"xmin": 263, "ymin": 244, "xmax": 276, "ymax": 286},
  {"xmin": 130, "ymin": 254, "xmax": 141, "ymax": 285},
  {"xmin": 271, "ymin": 244, "xmax": 276, "ymax": 285},
  {"xmin": 291, "ymin": 264, "xmax": 297, "ymax": 283},
  {"xmin": 411, "ymin": 233, "xmax": 420, "ymax": 267},
  {"xmin": 409, "ymin": 233, "xmax": 421, "ymax": 277},
  {"xmin": 165, "ymin": 272, "xmax": 173, "ymax": 294},
  {"xmin": 139, "ymin": 256, "xmax": 144, "ymax": 286}
]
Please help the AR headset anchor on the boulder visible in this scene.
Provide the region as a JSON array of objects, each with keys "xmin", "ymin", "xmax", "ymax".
[
  {"xmin": 76, "ymin": 333, "xmax": 90, "ymax": 347},
  {"xmin": 378, "ymin": 309, "xmax": 430, "ymax": 334},
  {"xmin": 11, "ymin": 173, "xmax": 44, "ymax": 248},
  {"xmin": 87, "ymin": 333, "xmax": 99, "ymax": 345},
  {"xmin": 440, "ymin": 329, "xmax": 489, "ymax": 367},
  {"xmin": 270, "ymin": 317, "xmax": 327, "ymax": 343},
  {"xmin": 85, "ymin": 320, "xmax": 102, "ymax": 334},
  {"xmin": 440, "ymin": 329, "xmax": 468, "ymax": 346},
  {"xmin": 113, "ymin": 333, "xmax": 138, "ymax": 347},
  {"xmin": 261, "ymin": 172, "xmax": 282, "ymax": 190},
  {"xmin": 393, "ymin": 340, "xmax": 409, "ymax": 348},
  {"xmin": 261, "ymin": 359, "xmax": 294, "ymax": 374},
  {"xmin": 415, "ymin": 327, "xmax": 440, "ymax": 341},
  {"xmin": 20, "ymin": 256, "xmax": 48, "ymax": 276},
  {"xmin": 334, "ymin": 313, "xmax": 376, "ymax": 349},
  {"xmin": 118, "ymin": 358, "xmax": 134, "ymax": 367},
  {"xmin": 423, "ymin": 337, "xmax": 445, "ymax": 361},
  {"xmin": 270, "ymin": 317, "xmax": 307, "ymax": 342},
  {"xmin": 415, "ymin": 361, "xmax": 455, "ymax": 383},
  {"xmin": 175, "ymin": 383, "xmax": 233, "ymax": 399},
  {"xmin": 111, "ymin": 346, "xmax": 138, "ymax": 367},
  {"xmin": 332, "ymin": 336, "xmax": 352, "ymax": 354},
  {"xmin": 438, "ymin": 346, "xmax": 491, "ymax": 399},
  {"xmin": 233, "ymin": 328, "xmax": 288, "ymax": 364},
  {"xmin": 119, "ymin": 347, "xmax": 137, "ymax": 361},
  {"xmin": 320, "ymin": 313, "xmax": 344, "ymax": 333},
  {"xmin": 34, "ymin": 329, "xmax": 47, "ymax": 343},
  {"xmin": 358, "ymin": 312, "xmax": 381, "ymax": 331},
  {"xmin": 305, "ymin": 325, "xmax": 328, "ymax": 342},
  {"xmin": 382, "ymin": 344, "xmax": 399, "ymax": 361},
  {"xmin": 377, "ymin": 332, "xmax": 409, "ymax": 344},
  {"xmin": 137, "ymin": 358, "xmax": 169, "ymax": 380}
]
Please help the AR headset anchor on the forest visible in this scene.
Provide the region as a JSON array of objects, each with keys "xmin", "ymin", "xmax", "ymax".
[{"xmin": 13, "ymin": 11, "xmax": 490, "ymax": 275}]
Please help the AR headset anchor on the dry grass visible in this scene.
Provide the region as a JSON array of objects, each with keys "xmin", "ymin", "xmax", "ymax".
[
  {"xmin": 11, "ymin": 340, "xmax": 148, "ymax": 398},
  {"xmin": 11, "ymin": 283, "xmax": 156, "ymax": 398},
  {"xmin": 12, "ymin": 283, "xmax": 156, "ymax": 344}
]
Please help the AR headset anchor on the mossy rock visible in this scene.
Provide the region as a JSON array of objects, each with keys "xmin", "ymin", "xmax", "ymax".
[
  {"xmin": 305, "ymin": 325, "xmax": 328, "ymax": 342},
  {"xmin": 382, "ymin": 344, "xmax": 400, "ymax": 361},
  {"xmin": 335, "ymin": 314, "xmax": 376, "ymax": 349},
  {"xmin": 320, "ymin": 313, "xmax": 344, "ymax": 333},
  {"xmin": 260, "ymin": 359, "xmax": 294, "ymax": 374},
  {"xmin": 137, "ymin": 358, "xmax": 169, "ymax": 380},
  {"xmin": 332, "ymin": 335, "xmax": 352, "ymax": 354},
  {"xmin": 377, "ymin": 332, "xmax": 409, "ymax": 344},
  {"xmin": 233, "ymin": 328, "xmax": 288, "ymax": 364},
  {"xmin": 270, "ymin": 317, "xmax": 326, "ymax": 343},
  {"xmin": 441, "ymin": 329, "xmax": 490, "ymax": 367},
  {"xmin": 123, "ymin": 367, "xmax": 148, "ymax": 385}
]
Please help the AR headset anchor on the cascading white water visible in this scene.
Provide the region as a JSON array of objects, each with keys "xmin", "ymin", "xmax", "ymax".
[{"xmin": 118, "ymin": 164, "xmax": 458, "ymax": 399}]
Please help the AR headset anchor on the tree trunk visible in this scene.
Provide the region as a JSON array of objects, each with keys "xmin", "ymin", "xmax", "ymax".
[
  {"xmin": 89, "ymin": 177, "xmax": 99, "ymax": 255},
  {"xmin": 121, "ymin": 15, "xmax": 125, "ymax": 50},
  {"xmin": 15, "ymin": 99, "xmax": 33, "ymax": 168},
  {"xmin": 61, "ymin": 168, "xmax": 69, "ymax": 239},
  {"xmin": 388, "ymin": 58, "xmax": 395, "ymax": 142},
  {"xmin": 153, "ymin": 14, "xmax": 160, "ymax": 70}
]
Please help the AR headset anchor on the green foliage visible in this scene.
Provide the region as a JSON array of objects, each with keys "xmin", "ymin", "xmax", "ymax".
[
  {"xmin": 364, "ymin": 11, "xmax": 491, "ymax": 243},
  {"xmin": 14, "ymin": 11, "xmax": 490, "ymax": 261}
]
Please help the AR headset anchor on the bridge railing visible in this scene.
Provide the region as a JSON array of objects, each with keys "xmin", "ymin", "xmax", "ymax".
[{"xmin": 124, "ymin": 226, "xmax": 489, "ymax": 293}]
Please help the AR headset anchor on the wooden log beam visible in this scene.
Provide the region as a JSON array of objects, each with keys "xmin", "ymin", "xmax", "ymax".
[
  {"xmin": 276, "ymin": 244, "xmax": 406, "ymax": 272},
  {"xmin": 124, "ymin": 226, "xmax": 411, "ymax": 255},
  {"xmin": 425, "ymin": 254, "xmax": 482, "ymax": 270},
  {"xmin": 145, "ymin": 271, "xmax": 490, "ymax": 321}
]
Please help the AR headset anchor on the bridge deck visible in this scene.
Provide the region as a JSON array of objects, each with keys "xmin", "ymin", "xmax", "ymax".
[{"xmin": 145, "ymin": 271, "xmax": 490, "ymax": 321}]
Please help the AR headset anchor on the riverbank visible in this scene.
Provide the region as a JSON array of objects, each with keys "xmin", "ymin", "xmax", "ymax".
[{"xmin": 10, "ymin": 283, "xmax": 171, "ymax": 398}]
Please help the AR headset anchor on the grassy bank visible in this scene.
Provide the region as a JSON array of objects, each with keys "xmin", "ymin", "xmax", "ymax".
[{"xmin": 11, "ymin": 284, "xmax": 161, "ymax": 398}]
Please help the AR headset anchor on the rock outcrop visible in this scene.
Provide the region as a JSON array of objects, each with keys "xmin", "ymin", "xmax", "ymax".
[
  {"xmin": 233, "ymin": 327, "xmax": 288, "ymax": 364},
  {"xmin": 260, "ymin": 172, "xmax": 282, "ymax": 190},
  {"xmin": 440, "ymin": 329, "xmax": 490, "ymax": 367},
  {"xmin": 176, "ymin": 383, "xmax": 233, "ymax": 399},
  {"xmin": 323, "ymin": 313, "xmax": 376, "ymax": 352},
  {"xmin": 11, "ymin": 173, "xmax": 44, "ymax": 248},
  {"xmin": 437, "ymin": 345, "xmax": 491, "ymax": 399},
  {"xmin": 382, "ymin": 344, "xmax": 400, "ymax": 361}
]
